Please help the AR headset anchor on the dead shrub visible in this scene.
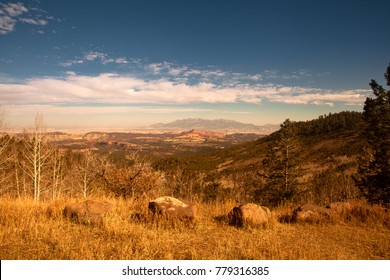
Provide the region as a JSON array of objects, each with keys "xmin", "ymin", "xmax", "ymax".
[{"xmin": 348, "ymin": 201, "xmax": 390, "ymax": 228}]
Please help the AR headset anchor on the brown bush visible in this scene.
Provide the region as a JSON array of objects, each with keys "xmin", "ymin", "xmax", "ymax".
[{"xmin": 348, "ymin": 201, "xmax": 390, "ymax": 227}]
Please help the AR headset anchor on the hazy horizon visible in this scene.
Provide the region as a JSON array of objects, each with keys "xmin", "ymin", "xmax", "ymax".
[{"xmin": 5, "ymin": 116, "xmax": 282, "ymax": 133}]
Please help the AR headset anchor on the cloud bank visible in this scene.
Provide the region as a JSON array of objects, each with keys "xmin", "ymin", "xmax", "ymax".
[{"xmin": 0, "ymin": 72, "xmax": 369, "ymax": 107}]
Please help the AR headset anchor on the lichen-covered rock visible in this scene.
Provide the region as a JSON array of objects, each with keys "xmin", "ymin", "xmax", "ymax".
[
  {"xmin": 148, "ymin": 196, "xmax": 197, "ymax": 221},
  {"xmin": 228, "ymin": 203, "xmax": 272, "ymax": 228}
]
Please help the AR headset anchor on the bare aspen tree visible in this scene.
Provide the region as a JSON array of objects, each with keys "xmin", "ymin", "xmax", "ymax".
[
  {"xmin": 0, "ymin": 112, "xmax": 13, "ymax": 193},
  {"xmin": 11, "ymin": 143, "xmax": 23, "ymax": 197},
  {"xmin": 0, "ymin": 112, "xmax": 10, "ymax": 163},
  {"xmin": 23, "ymin": 113, "xmax": 51, "ymax": 201},
  {"xmin": 75, "ymin": 150, "xmax": 109, "ymax": 198},
  {"xmin": 77, "ymin": 149, "xmax": 95, "ymax": 198},
  {"xmin": 50, "ymin": 146, "xmax": 65, "ymax": 200}
]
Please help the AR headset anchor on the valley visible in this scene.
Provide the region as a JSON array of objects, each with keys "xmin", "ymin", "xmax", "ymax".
[{"xmin": 37, "ymin": 129, "xmax": 266, "ymax": 157}]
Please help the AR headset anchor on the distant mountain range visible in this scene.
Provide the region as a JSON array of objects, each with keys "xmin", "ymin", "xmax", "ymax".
[{"xmin": 150, "ymin": 118, "xmax": 279, "ymax": 134}]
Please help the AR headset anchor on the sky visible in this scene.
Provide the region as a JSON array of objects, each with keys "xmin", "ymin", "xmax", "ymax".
[{"xmin": 0, "ymin": 0, "xmax": 389, "ymax": 130}]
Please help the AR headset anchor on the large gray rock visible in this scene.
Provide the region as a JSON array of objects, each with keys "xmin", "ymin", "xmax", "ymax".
[
  {"xmin": 228, "ymin": 203, "xmax": 272, "ymax": 228},
  {"xmin": 63, "ymin": 200, "xmax": 113, "ymax": 225},
  {"xmin": 148, "ymin": 196, "xmax": 197, "ymax": 221}
]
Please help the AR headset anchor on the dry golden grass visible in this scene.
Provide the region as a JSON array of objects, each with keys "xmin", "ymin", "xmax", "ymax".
[{"xmin": 0, "ymin": 197, "xmax": 389, "ymax": 260}]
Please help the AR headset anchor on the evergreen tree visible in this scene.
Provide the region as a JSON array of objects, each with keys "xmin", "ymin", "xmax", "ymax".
[
  {"xmin": 258, "ymin": 119, "xmax": 301, "ymax": 206},
  {"xmin": 356, "ymin": 63, "xmax": 390, "ymax": 204}
]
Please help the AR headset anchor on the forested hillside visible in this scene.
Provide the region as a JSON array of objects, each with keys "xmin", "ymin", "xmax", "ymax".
[{"xmin": 153, "ymin": 111, "xmax": 366, "ymax": 206}]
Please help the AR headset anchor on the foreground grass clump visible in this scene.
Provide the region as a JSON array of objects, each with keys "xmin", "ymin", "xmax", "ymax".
[{"xmin": 0, "ymin": 197, "xmax": 389, "ymax": 260}]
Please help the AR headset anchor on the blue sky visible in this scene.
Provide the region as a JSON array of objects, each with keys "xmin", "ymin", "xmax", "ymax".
[{"xmin": 1, "ymin": 0, "xmax": 389, "ymax": 129}]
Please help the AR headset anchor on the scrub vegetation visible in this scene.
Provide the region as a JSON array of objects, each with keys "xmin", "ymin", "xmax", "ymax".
[{"xmin": 0, "ymin": 197, "xmax": 389, "ymax": 260}]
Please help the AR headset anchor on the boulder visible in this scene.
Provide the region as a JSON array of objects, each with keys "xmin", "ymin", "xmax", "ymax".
[
  {"xmin": 292, "ymin": 203, "xmax": 331, "ymax": 223},
  {"xmin": 228, "ymin": 203, "xmax": 272, "ymax": 228},
  {"xmin": 63, "ymin": 200, "xmax": 113, "ymax": 225},
  {"xmin": 148, "ymin": 196, "xmax": 197, "ymax": 221}
]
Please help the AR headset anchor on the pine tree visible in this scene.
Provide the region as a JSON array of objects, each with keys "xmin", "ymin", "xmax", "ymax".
[
  {"xmin": 356, "ymin": 63, "xmax": 390, "ymax": 204},
  {"xmin": 259, "ymin": 119, "xmax": 301, "ymax": 206}
]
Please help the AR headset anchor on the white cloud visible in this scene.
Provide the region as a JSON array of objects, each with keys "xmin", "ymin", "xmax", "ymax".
[
  {"xmin": 200, "ymin": 69, "xmax": 228, "ymax": 78},
  {"xmin": 0, "ymin": 15, "xmax": 16, "ymax": 34},
  {"xmin": 61, "ymin": 52, "xmax": 133, "ymax": 67},
  {"xmin": 62, "ymin": 56, "xmax": 325, "ymax": 95},
  {"xmin": 0, "ymin": 73, "xmax": 370, "ymax": 107},
  {"xmin": 19, "ymin": 18, "xmax": 48, "ymax": 25},
  {"xmin": 147, "ymin": 62, "xmax": 176, "ymax": 74},
  {"xmin": 84, "ymin": 51, "xmax": 106, "ymax": 61},
  {"xmin": 183, "ymin": 69, "xmax": 202, "ymax": 76},
  {"xmin": 1, "ymin": 2, "xmax": 28, "ymax": 17},
  {"xmin": 146, "ymin": 62, "xmax": 220, "ymax": 78},
  {"xmin": 144, "ymin": 62, "xmax": 265, "ymax": 86},
  {"xmin": 0, "ymin": 2, "xmax": 52, "ymax": 35},
  {"xmin": 265, "ymin": 88, "xmax": 368, "ymax": 106},
  {"xmin": 59, "ymin": 60, "xmax": 83, "ymax": 67},
  {"xmin": 168, "ymin": 66, "xmax": 188, "ymax": 76},
  {"xmin": 263, "ymin": 70, "xmax": 279, "ymax": 79},
  {"xmin": 249, "ymin": 74, "xmax": 262, "ymax": 81},
  {"xmin": 147, "ymin": 63, "xmax": 162, "ymax": 73},
  {"xmin": 115, "ymin": 57, "xmax": 129, "ymax": 64}
]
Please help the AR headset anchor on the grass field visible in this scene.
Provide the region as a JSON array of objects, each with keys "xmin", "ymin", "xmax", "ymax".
[{"xmin": 0, "ymin": 197, "xmax": 389, "ymax": 260}]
